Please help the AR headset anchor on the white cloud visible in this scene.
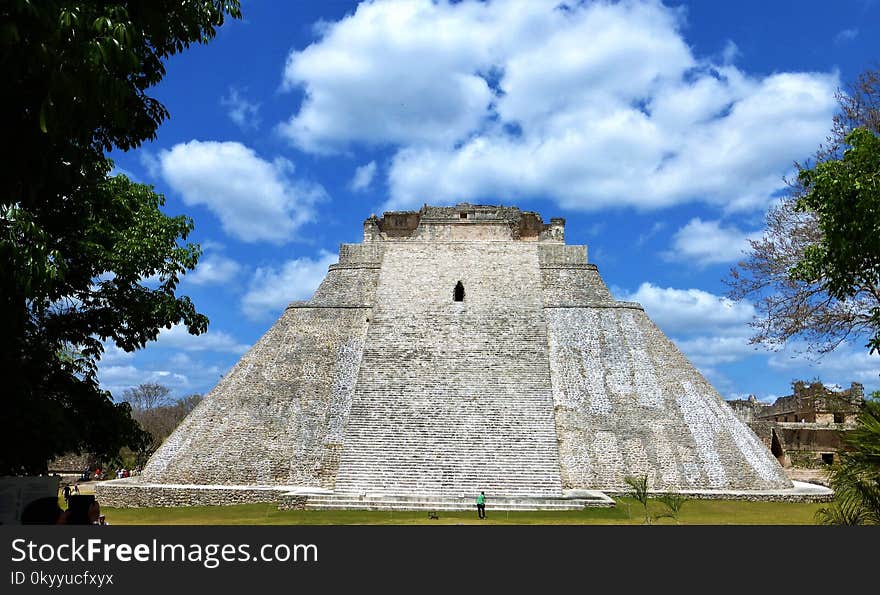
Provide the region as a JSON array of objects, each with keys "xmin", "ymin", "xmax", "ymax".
[
  {"xmin": 100, "ymin": 343, "xmax": 134, "ymax": 364},
  {"xmin": 110, "ymin": 166, "xmax": 139, "ymax": 182},
  {"xmin": 241, "ymin": 251, "xmax": 337, "ymax": 319},
  {"xmin": 279, "ymin": 0, "xmax": 498, "ymax": 153},
  {"xmin": 221, "ymin": 87, "xmax": 261, "ymax": 130},
  {"xmin": 767, "ymin": 340, "xmax": 880, "ymax": 388},
  {"xmin": 623, "ymin": 282, "xmax": 879, "ymax": 391},
  {"xmin": 621, "ymin": 282, "xmax": 760, "ymax": 370},
  {"xmin": 169, "ymin": 353, "xmax": 193, "ymax": 368},
  {"xmin": 157, "ymin": 141, "xmax": 326, "ymax": 244},
  {"xmin": 621, "ymin": 282, "xmax": 755, "ymax": 335},
  {"xmin": 349, "ymin": 161, "xmax": 377, "ymax": 191},
  {"xmin": 186, "ymin": 254, "xmax": 242, "ymax": 286},
  {"xmin": 720, "ymin": 40, "xmax": 739, "ymax": 65},
  {"xmin": 664, "ymin": 218, "xmax": 761, "ymax": 266},
  {"xmin": 155, "ymin": 324, "xmax": 250, "ymax": 354},
  {"xmin": 99, "ymin": 358, "xmax": 227, "ymax": 398},
  {"xmin": 675, "ymin": 334, "xmax": 758, "ymax": 367},
  {"xmin": 140, "ymin": 151, "xmax": 160, "ymax": 178},
  {"xmin": 100, "ymin": 365, "xmax": 190, "ymax": 397},
  {"xmin": 278, "ymin": 0, "xmax": 838, "ymax": 213}
]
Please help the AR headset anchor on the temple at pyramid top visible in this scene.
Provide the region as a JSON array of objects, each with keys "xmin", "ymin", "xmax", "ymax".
[{"xmin": 363, "ymin": 203, "xmax": 566, "ymax": 243}]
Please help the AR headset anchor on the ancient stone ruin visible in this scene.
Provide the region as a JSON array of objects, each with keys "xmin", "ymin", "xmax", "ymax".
[
  {"xmin": 99, "ymin": 204, "xmax": 829, "ymax": 510},
  {"xmin": 729, "ymin": 381, "xmax": 864, "ymax": 469}
]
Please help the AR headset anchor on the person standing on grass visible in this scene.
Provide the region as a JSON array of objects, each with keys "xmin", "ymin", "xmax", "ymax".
[{"xmin": 476, "ymin": 491, "xmax": 486, "ymax": 519}]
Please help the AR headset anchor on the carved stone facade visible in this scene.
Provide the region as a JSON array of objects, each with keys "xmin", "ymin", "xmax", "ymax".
[
  {"xmin": 99, "ymin": 204, "xmax": 796, "ymax": 508},
  {"xmin": 729, "ymin": 381, "xmax": 865, "ymax": 469}
]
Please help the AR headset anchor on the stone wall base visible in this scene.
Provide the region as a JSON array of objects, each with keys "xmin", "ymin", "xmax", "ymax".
[
  {"xmin": 96, "ymin": 479, "xmax": 832, "ymax": 509},
  {"xmin": 95, "ymin": 479, "xmax": 321, "ymax": 508},
  {"xmin": 604, "ymin": 481, "xmax": 833, "ymax": 503}
]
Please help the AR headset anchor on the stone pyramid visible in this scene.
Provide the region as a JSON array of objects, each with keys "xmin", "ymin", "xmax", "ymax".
[{"xmin": 109, "ymin": 204, "xmax": 793, "ymax": 507}]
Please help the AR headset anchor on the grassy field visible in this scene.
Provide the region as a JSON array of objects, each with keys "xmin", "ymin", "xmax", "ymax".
[{"xmin": 97, "ymin": 498, "xmax": 826, "ymax": 525}]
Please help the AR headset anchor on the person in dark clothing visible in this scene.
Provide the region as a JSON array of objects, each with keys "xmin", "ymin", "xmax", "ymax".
[
  {"xmin": 476, "ymin": 491, "xmax": 486, "ymax": 519},
  {"xmin": 62, "ymin": 485, "xmax": 71, "ymax": 504}
]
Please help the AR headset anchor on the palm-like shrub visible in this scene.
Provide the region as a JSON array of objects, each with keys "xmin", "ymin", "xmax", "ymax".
[
  {"xmin": 624, "ymin": 474, "xmax": 651, "ymax": 524},
  {"xmin": 816, "ymin": 396, "xmax": 880, "ymax": 525},
  {"xmin": 656, "ymin": 493, "xmax": 687, "ymax": 524}
]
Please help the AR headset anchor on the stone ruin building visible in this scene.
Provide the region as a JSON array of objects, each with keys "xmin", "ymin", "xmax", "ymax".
[
  {"xmin": 728, "ymin": 381, "xmax": 864, "ymax": 468},
  {"xmin": 99, "ymin": 204, "xmax": 830, "ymax": 510}
]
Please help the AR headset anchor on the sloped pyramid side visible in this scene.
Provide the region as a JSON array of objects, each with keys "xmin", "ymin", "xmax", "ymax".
[
  {"xmin": 539, "ymin": 244, "xmax": 790, "ymax": 491},
  {"xmin": 543, "ymin": 277, "xmax": 790, "ymax": 490},
  {"xmin": 140, "ymin": 245, "xmax": 380, "ymax": 486}
]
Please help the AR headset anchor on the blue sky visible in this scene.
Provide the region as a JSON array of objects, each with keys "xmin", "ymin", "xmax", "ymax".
[{"xmin": 100, "ymin": 0, "xmax": 880, "ymax": 402}]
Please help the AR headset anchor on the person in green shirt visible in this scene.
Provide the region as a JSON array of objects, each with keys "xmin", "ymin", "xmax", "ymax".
[{"xmin": 476, "ymin": 491, "xmax": 486, "ymax": 519}]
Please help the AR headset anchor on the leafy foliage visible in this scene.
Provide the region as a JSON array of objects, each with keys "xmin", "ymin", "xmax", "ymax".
[
  {"xmin": 794, "ymin": 128, "xmax": 880, "ymax": 353},
  {"xmin": 728, "ymin": 69, "xmax": 880, "ymax": 355},
  {"xmin": 0, "ymin": 1, "xmax": 240, "ymax": 474},
  {"xmin": 655, "ymin": 493, "xmax": 687, "ymax": 524},
  {"xmin": 624, "ymin": 474, "xmax": 651, "ymax": 524},
  {"xmin": 816, "ymin": 395, "xmax": 880, "ymax": 525}
]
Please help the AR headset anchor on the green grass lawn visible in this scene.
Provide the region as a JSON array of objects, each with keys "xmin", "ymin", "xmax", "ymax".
[{"xmin": 98, "ymin": 498, "xmax": 826, "ymax": 525}]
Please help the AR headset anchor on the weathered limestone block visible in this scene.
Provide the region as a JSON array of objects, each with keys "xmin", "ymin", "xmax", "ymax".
[{"xmin": 96, "ymin": 480, "xmax": 287, "ymax": 508}]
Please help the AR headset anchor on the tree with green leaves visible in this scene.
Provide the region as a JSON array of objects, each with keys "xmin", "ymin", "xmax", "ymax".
[
  {"xmin": 793, "ymin": 127, "xmax": 880, "ymax": 354},
  {"xmin": 728, "ymin": 69, "xmax": 880, "ymax": 355},
  {"xmin": 0, "ymin": 1, "xmax": 241, "ymax": 475}
]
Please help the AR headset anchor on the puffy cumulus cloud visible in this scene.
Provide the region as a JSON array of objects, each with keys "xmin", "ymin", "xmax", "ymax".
[
  {"xmin": 241, "ymin": 250, "xmax": 338, "ymax": 319},
  {"xmin": 664, "ymin": 218, "xmax": 761, "ymax": 266},
  {"xmin": 155, "ymin": 324, "xmax": 250, "ymax": 354},
  {"xmin": 279, "ymin": 0, "xmax": 837, "ymax": 213},
  {"xmin": 621, "ymin": 282, "xmax": 755, "ymax": 335},
  {"xmin": 185, "ymin": 254, "xmax": 242, "ymax": 286},
  {"xmin": 157, "ymin": 141, "xmax": 326, "ymax": 244},
  {"xmin": 279, "ymin": 0, "xmax": 499, "ymax": 153},
  {"xmin": 767, "ymin": 341, "xmax": 880, "ymax": 389},
  {"xmin": 349, "ymin": 161, "xmax": 377, "ymax": 191}
]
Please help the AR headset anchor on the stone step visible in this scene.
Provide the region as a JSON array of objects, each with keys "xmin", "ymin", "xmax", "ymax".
[
  {"xmin": 300, "ymin": 492, "xmax": 615, "ymax": 511},
  {"xmin": 335, "ymin": 261, "xmax": 563, "ymax": 497}
]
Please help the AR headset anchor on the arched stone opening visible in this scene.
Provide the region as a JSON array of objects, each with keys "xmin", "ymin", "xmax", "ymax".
[{"xmin": 453, "ymin": 281, "xmax": 465, "ymax": 302}]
